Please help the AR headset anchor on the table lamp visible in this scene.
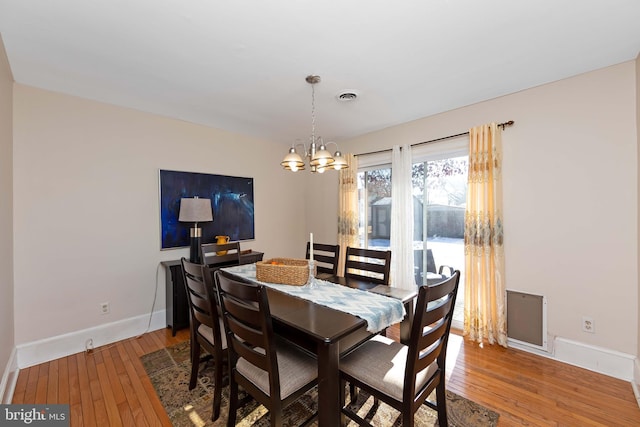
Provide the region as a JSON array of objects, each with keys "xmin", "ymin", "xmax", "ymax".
[{"xmin": 178, "ymin": 197, "xmax": 213, "ymax": 263}]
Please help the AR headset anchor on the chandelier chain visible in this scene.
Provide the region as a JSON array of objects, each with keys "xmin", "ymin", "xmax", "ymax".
[{"xmin": 310, "ymin": 82, "xmax": 316, "ymax": 143}]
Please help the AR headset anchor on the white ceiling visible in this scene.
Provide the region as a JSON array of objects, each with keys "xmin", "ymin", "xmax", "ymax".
[{"xmin": 1, "ymin": 0, "xmax": 639, "ymax": 145}]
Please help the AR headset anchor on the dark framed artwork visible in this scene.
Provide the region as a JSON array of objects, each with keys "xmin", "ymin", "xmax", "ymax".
[{"xmin": 159, "ymin": 169, "xmax": 255, "ymax": 249}]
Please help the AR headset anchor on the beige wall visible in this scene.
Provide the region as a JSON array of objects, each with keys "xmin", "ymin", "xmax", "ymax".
[
  {"xmin": 305, "ymin": 171, "xmax": 340, "ymax": 245},
  {"xmin": 12, "ymin": 85, "xmax": 309, "ymax": 345},
  {"xmin": 0, "ymin": 35, "xmax": 15, "ymax": 399},
  {"xmin": 329, "ymin": 61, "xmax": 638, "ymax": 355}
]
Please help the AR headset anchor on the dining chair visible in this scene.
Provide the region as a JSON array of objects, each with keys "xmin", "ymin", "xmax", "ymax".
[
  {"xmin": 344, "ymin": 246, "xmax": 392, "ymax": 285},
  {"xmin": 415, "ymin": 248, "xmax": 455, "ymax": 285},
  {"xmin": 426, "ymin": 248, "xmax": 455, "ymax": 278},
  {"xmin": 180, "ymin": 258, "xmax": 227, "ymax": 421},
  {"xmin": 339, "ymin": 270, "xmax": 461, "ymax": 427},
  {"xmin": 200, "ymin": 241, "xmax": 242, "ymax": 272},
  {"xmin": 215, "ymin": 269, "xmax": 319, "ymax": 427},
  {"xmin": 305, "ymin": 242, "xmax": 340, "ymax": 276}
]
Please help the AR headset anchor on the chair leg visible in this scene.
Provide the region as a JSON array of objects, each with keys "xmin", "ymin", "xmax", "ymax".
[
  {"xmin": 270, "ymin": 406, "xmax": 282, "ymax": 427},
  {"xmin": 211, "ymin": 352, "xmax": 223, "ymax": 421},
  {"xmin": 402, "ymin": 408, "xmax": 415, "ymax": 427},
  {"xmin": 189, "ymin": 340, "xmax": 200, "ymax": 390},
  {"xmin": 227, "ymin": 373, "xmax": 238, "ymax": 427},
  {"xmin": 435, "ymin": 381, "xmax": 449, "ymax": 427}
]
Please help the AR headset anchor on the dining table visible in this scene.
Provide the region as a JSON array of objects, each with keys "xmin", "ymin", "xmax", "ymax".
[{"xmin": 220, "ymin": 264, "xmax": 417, "ymax": 427}]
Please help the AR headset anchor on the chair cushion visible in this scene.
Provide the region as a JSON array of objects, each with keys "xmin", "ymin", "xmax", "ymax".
[
  {"xmin": 237, "ymin": 343, "xmax": 317, "ymax": 400},
  {"xmin": 197, "ymin": 316, "xmax": 227, "ymax": 349},
  {"xmin": 340, "ymin": 335, "xmax": 438, "ymax": 401}
]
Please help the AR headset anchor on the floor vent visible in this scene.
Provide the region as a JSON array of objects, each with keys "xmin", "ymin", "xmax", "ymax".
[{"xmin": 507, "ymin": 290, "xmax": 547, "ymax": 351}]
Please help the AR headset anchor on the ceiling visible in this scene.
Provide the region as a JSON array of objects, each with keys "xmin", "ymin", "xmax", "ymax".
[{"xmin": 1, "ymin": 1, "xmax": 639, "ymax": 145}]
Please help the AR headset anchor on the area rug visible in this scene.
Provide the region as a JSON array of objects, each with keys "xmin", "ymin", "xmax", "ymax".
[{"xmin": 141, "ymin": 341, "xmax": 499, "ymax": 426}]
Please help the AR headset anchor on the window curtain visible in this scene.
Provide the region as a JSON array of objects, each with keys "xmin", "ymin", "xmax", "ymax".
[
  {"xmin": 337, "ymin": 154, "xmax": 359, "ymax": 274},
  {"xmin": 464, "ymin": 122, "xmax": 507, "ymax": 346},
  {"xmin": 390, "ymin": 145, "xmax": 415, "ymax": 290}
]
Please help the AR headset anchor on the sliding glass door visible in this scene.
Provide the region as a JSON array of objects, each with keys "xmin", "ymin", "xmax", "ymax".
[
  {"xmin": 357, "ymin": 143, "xmax": 467, "ymax": 326},
  {"xmin": 412, "ymin": 154, "xmax": 467, "ymax": 325}
]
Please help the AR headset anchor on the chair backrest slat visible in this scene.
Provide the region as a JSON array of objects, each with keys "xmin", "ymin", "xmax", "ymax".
[
  {"xmin": 344, "ymin": 246, "xmax": 391, "ymax": 285},
  {"xmin": 305, "ymin": 242, "xmax": 340, "ymax": 275},
  {"xmin": 414, "ymin": 321, "xmax": 448, "ymax": 372},
  {"xmin": 226, "ymin": 314, "xmax": 270, "ymax": 371},
  {"xmin": 201, "ymin": 241, "xmax": 242, "ymax": 270}
]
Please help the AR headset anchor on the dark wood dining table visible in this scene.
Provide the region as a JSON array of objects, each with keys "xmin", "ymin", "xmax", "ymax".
[{"xmin": 222, "ymin": 268, "xmax": 417, "ymax": 426}]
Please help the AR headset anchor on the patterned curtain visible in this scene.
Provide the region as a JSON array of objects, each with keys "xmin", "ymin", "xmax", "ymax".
[
  {"xmin": 337, "ymin": 154, "xmax": 359, "ymax": 274},
  {"xmin": 464, "ymin": 122, "xmax": 507, "ymax": 347},
  {"xmin": 390, "ymin": 145, "xmax": 416, "ymax": 290}
]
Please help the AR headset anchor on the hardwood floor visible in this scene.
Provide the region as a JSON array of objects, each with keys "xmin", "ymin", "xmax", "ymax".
[{"xmin": 12, "ymin": 326, "xmax": 640, "ymax": 426}]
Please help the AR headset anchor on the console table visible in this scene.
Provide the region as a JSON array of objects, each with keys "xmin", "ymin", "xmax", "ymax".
[{"xmin": 161, "ymin": 251, "xmax": 264, "ymax": 335}]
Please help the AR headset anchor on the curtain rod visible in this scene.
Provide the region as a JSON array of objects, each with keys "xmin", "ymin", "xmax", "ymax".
[{"xmin": 355, "ymin": 120, "xmax": 514, "ymax": 157}]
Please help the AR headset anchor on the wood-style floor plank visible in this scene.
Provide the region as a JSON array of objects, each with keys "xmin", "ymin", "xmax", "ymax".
[
  {"xmin": 84, "ymin": 352, "xmax": 106, "ymax": 424},
  {"xmin": 75, "ymin": 353, "xmax": 96, "ymax": 427},
  {"xmin": 11, "ymin": 364, "xmax": 28, "ymax": 404},
  {"xmin": 34, "ymin": 363, "xmax": 49, "ymax": 404},
  {"xmin": 57, "ymin": 357, "xmax": 70, "ymax": 406},
  {"xmin": 22, "ymin": 365, "xmax": 39, "ymax": 404},
  {"xmin": 67, "ymin": 353, "xmax": 83, "ymax": 427},
  {"xmin": 11, "ymin": 326, "xmax": 640, "ymax": 426},
  {"xmin": 46, "ymin": 359, "xmax": 59, "ymax": 404},
  {"xmin": 95, "ymin": 360, "xmax": 123, "ymax": 427}
]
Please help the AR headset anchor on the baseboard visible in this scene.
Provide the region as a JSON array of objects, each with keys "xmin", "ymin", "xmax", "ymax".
[
  {"xmin": 509, "ymin": 336, "xmax": 635, "ymax": 383},
  {"xmin": 552, "ymin": 337, "xmax": 634, "ymax": 381},
  {"xmin": 16, "ymin": 309, "xmax": 166, "ymax": 369},
  {"xmin": 0, "ymin": 347, "xmax": 18, "ymax": 404}
]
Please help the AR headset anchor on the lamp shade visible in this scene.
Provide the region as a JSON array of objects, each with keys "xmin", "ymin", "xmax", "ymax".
[
  {"xmin": 281, "ymin": 147, "xmax": 305, "ymax": 171},
  {"xmin": 178, "ymin": 197, "xmax": 213, "ymax": 222},
  {"xmin": 332, "ymin": 151, "xmax": 348, "ymax": 170},
  {"xmin": 309, "ymin": 144, "xmax": 335, "ymax": 167}
]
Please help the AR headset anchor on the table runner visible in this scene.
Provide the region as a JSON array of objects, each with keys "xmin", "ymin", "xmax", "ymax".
[{"xmin": 220, "ymin": 264, "xmax": 405, "ymax": 333}]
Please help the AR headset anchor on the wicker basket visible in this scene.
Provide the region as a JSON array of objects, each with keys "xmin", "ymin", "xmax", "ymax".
[{"xmin": 255, "ymin": 258, "xmax": 316, "ymax": 286}]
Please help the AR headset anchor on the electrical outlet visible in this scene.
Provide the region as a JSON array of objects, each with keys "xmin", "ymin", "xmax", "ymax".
[
  {"xmin": 100, "ymin": 302, "xmax": 110, "ymax": 315},
  {"xmin": 582, "ymin": 316, "xmax": 594, "ymax": 333}
]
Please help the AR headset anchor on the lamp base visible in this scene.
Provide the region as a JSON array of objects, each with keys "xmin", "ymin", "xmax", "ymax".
[{"xmin": 189, "ymin": 227, "xmax": 202, "ymax": 263}]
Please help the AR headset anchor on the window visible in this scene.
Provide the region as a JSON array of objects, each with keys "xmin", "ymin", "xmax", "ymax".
[{"xmin": 358, "ymin": 166, "xmax": 392, "ymax": 250}]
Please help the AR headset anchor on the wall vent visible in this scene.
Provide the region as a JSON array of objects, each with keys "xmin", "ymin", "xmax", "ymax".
[{"xmin": 507, "ymin": 290, "xmax": 547, "ymax": 351}]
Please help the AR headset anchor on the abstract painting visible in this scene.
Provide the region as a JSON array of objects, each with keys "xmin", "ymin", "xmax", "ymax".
[{"xmin": 159, "ymin": 169, "xmax": 255, "ymax": 249}]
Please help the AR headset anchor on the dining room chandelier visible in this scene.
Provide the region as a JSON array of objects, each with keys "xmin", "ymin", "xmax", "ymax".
[{"xmin": 280, "ymin": 75, "xmax": 348, "ymax": 173}]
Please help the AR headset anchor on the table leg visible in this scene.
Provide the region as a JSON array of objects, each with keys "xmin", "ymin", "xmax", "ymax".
[
  {"xmin": 400, "ymin": 300, "xmax": 415, "ymax": 345},
  {"xmin": 317, "ymin": 341, "xmax": 342, "ymax": 426}
]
